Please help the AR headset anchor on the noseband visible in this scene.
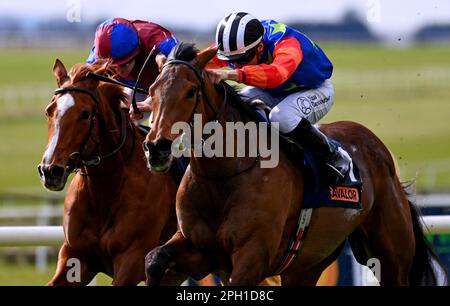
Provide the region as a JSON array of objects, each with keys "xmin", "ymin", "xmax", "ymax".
[{"xmin": 53, "ymin": 86, "xmax": 128, "ymax": 169}]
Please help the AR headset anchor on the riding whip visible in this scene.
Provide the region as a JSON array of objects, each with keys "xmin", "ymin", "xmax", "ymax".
[
  {"xmin": 85, "ymin": 72, "xmax": 148, "ymax": 95},
  {"xmin": 131, "ymin": 45, "xmax": 157, "ymax": 115}
]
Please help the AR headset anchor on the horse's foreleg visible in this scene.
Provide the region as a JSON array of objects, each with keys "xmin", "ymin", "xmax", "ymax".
[
  {"xmin": 48, "ymin": 243, "xmax": 97, "ymax": 286},
  {"xmin": 111, "ymin": 249, "xmax": 146, "ymax": 286},
  {"xmin": 228, "ymin": 239, "xmax": 272, "ymax": 286},
  {"xmin": 145, "ymin": 246, "xmax": 172, "ymax": 286},
  {"xmin": 159, "ymin": 269, "xmax": 191, "ymax": 286},
  {"xmin": 145, "ymin": 231, "xmax": 216, "ymax": 286}
]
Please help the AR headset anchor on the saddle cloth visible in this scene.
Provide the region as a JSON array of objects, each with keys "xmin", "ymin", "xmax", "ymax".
[
  {"xmin": 302, "ymin": 147, "xmax": 363, "ymax": 210},
  {"xmin": 251, "ymin": 107, "xmax": 363, "ymax": 210}
]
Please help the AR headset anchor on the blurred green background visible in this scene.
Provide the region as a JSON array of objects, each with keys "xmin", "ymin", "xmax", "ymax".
[
  {"xmin": 1, "ymin": 44, "xmax": 449, "ymax": 194},
  {"xmin": 0, "ymin": 44, "xmax": 449, "ymax": 285}
]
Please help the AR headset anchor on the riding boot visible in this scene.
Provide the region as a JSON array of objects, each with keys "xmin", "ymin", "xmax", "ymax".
[{"xmin": 285, "ymin": 118, "xmax": 352, "ymax": 184}]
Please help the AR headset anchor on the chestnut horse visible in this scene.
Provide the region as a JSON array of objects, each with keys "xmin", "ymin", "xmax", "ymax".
[
  {"xmin": 38, "ymin": 59, "xmax": 181, "ymax": 285},
  {"xmin": 143, "ymin": 43, "xmax": 447, "ymax": 286}
]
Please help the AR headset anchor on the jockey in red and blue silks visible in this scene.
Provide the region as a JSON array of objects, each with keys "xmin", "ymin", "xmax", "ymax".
[
  {"xmin": 87, "ymin": 17, "xmax": 178, "ymax": 90},
  {"xmin": 207, "ymin": 12, "xmax": 352, "ymax": 183}
]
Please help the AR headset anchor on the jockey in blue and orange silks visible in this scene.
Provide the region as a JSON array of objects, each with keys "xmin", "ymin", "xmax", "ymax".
[
  {"xmin": 206, "ymin": 12, "xmax": 352, "ymax": 183},
  {"xmin": 87, "ymin": 17, "xmax": 178, "ymax": 121}
]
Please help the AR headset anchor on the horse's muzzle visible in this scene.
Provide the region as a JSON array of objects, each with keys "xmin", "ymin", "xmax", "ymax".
[
  {"xmin": 37, "ymin": 164, "xmax": 69, "ymax": 191},
  {"xmin": 143, "ymin": 138, "xmax": 173, "ymax": 173}
]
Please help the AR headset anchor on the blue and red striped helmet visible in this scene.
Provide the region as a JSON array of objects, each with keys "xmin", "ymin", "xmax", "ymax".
[{"xmin": 94, "ymin": 18, "xmax": 141, "ymax": 65}]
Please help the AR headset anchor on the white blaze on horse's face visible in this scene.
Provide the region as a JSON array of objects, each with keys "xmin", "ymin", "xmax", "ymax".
[{"xmin": 43, "ymin": 93, "xmax": 75, "ymax": 165}]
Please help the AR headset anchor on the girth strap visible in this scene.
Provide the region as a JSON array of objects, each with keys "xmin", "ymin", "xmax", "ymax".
[{"xmin": 272, "ymin": 208, "xmax": 313, "ymax": 275}]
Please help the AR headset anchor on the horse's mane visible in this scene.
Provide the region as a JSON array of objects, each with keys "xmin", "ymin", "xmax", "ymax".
[
  {"xmin": 68, "ymin": 59, "xmax": 116, "ymax": 83},
  {"xmin": 67, "ymin": 59, "xmax": 128, "ymax": 110},
  {"xmin": 168, "ymin": 42, "xmax": 199, "ymax": 62}
]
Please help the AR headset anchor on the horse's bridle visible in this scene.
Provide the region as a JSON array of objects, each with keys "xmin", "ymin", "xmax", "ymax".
[
  {"xmin": 159, "ymin": 59, "xmax": 260, "ymax": 180},
  {"xmin": 160, "ymin": 59, "xmax": 227, "ymax": 126},
  {"xmin": 53, "ymin": 86, "xmax": 128, "ymax": 170}
]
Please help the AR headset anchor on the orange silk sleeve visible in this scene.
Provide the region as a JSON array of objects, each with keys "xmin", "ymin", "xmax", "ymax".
[
  {"xmin": 204, "ymin": 44, "xmax": 231, "ymax": 69},
  {"xmin": 237, "ymin": 37, "xmax": 302, "ymax": 88}
]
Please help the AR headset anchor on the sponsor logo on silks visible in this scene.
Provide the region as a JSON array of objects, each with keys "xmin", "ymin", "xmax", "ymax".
[
  {"xmin": 269, "ymin": 22, "xmax": 287, "ymax": 35},
  {"xmin": 329, "ymin": 186, "xmax": 360, "ymax": 203},
  {"xmin": 283, "ymin": 82, "xmax": 305, "ymax": 92}
]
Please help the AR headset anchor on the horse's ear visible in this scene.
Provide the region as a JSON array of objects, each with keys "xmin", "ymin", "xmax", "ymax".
[
  {"xmin": 194, "ymin": 46, "xmax": 218, "ymax": 70},
  {"xmin": 53, "ymin": 59, "xmax": 69, "ymax": 87},
  {"xmin": 156, "ymin": 54, "xmax": 167, "ymax": 71}
]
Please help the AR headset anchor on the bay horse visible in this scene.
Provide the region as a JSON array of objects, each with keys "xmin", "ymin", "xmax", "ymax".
[
  {"xmin": 38, "ymin": 59, "xmax": 181, "ymax": 285},
  {"xmin": 143, "ymin": 43, "xmax": 447, "ymax": 286}
]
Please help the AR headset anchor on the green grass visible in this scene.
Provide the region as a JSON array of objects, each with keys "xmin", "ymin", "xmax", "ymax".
[
  {"xmin": 0, "ymin": 44, "xmax": 449, "ymax": 286},
  {"xmin": 0, "ymin": 49, "xmax": 87, "ymax": 85},
  {"xmin": 0, "ymin": 258, "xmax": 114, "ymax": 286},
  {"xmin": 0, "ymin": 116, "xmax": 47, "ymax": 190},
  {"xmin": 0, "ymin": 44, "xmax": 449, "ymax": 193},
  {"xmin": 322, "ymin": 44, "xmax": 450, "ymax": 190}
]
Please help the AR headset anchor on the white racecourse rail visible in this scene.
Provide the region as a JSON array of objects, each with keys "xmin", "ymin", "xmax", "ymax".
[
  {"xmin": 0, "ymin": 226, "xmax": 63, "ymax": 246},
  {"xmin": 0, "ymin": 217, "xmax": 449, "ymax": 247}
]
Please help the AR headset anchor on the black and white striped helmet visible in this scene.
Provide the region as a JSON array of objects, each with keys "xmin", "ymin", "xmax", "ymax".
[{"xmin": 216, "ymin": 12, "xmax": 264, "ymax": 61}]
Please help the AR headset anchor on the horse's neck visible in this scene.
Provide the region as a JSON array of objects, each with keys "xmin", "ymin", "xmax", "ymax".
[
  {"xmin": 190, "ymin": 154, "xmax": 255, "ymax": 179},
  {"xmin": 190, "ymin": 83, "xmax": 256, "ymax": 178}
]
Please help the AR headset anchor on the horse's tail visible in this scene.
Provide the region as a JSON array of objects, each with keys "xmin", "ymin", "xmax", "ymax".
[{"xmin": 405, "ymin": 185, "xmax": 448, "ymax": 286}]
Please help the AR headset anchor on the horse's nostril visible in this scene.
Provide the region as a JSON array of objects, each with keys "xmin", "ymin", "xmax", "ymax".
[
  {"xmin": 37, "ymin": 165, "xmax": 45, "ymax": 178},
  {"xmin": 143, "ymin": 140, "xmax": 158, "ymax": 154},
  {"xmin": 156, "ymin": 138, "xmax": 173, "ymax": 153},
  {"xmin": 50, "ymin": 165, "xmax": 65, "ymax": 178},
  {"xmin": 143, "ymin": 141, "xmax": 150, "ymax": 152}
]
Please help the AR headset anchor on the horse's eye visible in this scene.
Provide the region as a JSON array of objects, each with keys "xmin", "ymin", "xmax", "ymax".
[
  {"xmin": 81, "ymin": 110, "xmax": 90, "ymax": 120},
  {"xmin": 187, "ymin": 88, "xmax": 197, "ymax": 99}
]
